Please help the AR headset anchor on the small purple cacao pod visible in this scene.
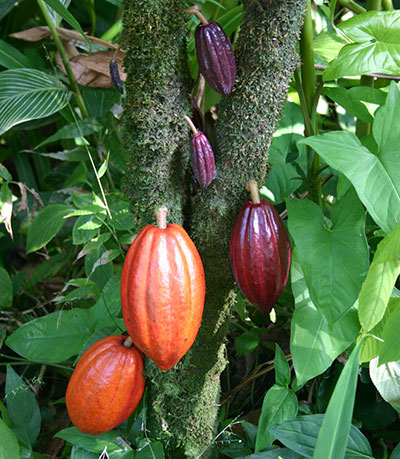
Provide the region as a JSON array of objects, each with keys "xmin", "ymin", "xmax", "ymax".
[
  {"xmin": 195, "ymin": 21, "xmax": 236, "ymax": 96},
  {"xmin": 230, "ymin": 194, "xmax": 291, "ymax": 315},
  {"xmin": 109, "ymin": 60, "xmax": 124, "ymax": 94},
  {"xmin": 190, "ymin": 131, "xmax": 215, "ymax": 189}
]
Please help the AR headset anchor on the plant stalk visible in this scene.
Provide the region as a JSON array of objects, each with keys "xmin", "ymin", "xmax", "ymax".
[
  {"xmin": 338, "ymin": 0, "xmax": 366, "ymax": 14},
  {"xmin": 299, "ymin": 0, "xmax": 321, "ymax": 207},
  {"xmin": 366, "ymin": 0, "xmax": 382, "ymax": 9},
  {"xmin": 36, "ymin": 0, "xmax": 89, "ymax": 119},
  {"xmin": 382, "ymin": 0, "xmax": 394, "ymax": 9}
]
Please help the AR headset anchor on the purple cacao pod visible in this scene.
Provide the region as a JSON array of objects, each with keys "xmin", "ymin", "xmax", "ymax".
[
  {"xmin": 195, "ymin": 21, "xmax": 236, "ymax": 96},
  {"xmin": 229, "ymin": 199, "xmax": 291, "ymax": 314},
  {"xmin": 190, "ymin": 131, "xmax": 215, "ymax": 189}
]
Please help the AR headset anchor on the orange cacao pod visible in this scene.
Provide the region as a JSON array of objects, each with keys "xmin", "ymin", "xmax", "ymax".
[
  {"xmin": 230, "ymin": 182, "xmax": 291, "ymax": 314},
  {"xmin": 65, "ymin": 335, "xmax": 145, "ymax": 435},
  {"xmin": 121, "ymin": 210, "xmax": 205, "ymax": 370}
]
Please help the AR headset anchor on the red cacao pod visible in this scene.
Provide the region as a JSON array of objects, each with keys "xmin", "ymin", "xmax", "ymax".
[
  {"xmin": 121, "ymin": 208, "xmax": 205, "ymax": 370},
  {"xmin": 190, "ymin": 131, "xmax": 215, "ymax": 189},
  {"xmin": 230, "ymin": 182, "xmax": 291, "ymax": 314},
  {"xmin": 65, "ymin": 335, "xmax": 145, "ymax": 435},
  {"xmin": 195, "ymin": 21, "xmax": 236, "ymax": 96}
]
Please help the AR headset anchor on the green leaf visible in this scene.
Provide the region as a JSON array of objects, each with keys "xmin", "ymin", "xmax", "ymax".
[
  {"xmin": 5, "ymin": 366, "xmax": 41, "ymax": 450},
  {"xmin": 234, "ymin": 331, "xmax": 259, "ymax": 355},
  {"xmin": 0, "ymin": 69, "xmax": 71, "ymax": 135},
  {"xmin": 35, "ymin": 118, "xmax": 102, "ymax": 149},
  {"xmin": 255, "ymin": 385, "xmax": 298, "ymax": 453},
  {"xmin": 72, "ymin": 215, "xmax": 102, "ymax": 245},
  {"xmin": 322, "ymin": 86, "xmax": 386, "ymax": 123},
  {"xmin": 270, "ymin": 414, "xmax": 373, "ymax": 459},
  {"xmin": 135, "ymin": 441, "xmax": 165, "ymax": 459},
  {"xmin": 0, "ymin": 267, "xmax": 13, "ymax": 308},
  {"xmin": 55, "ymin": 427, "xmax": 123, "ymax": 453},
  {"xmin": 324, "ymin": 11, "xmax": 400, "ymax": 80},
  {"xmin": 379, "ymin": 306, "xmax": 400, "ymax": 364},
  {"xmin": 42, "ymin": 0, "xmax": 91, "ymax": 50},
  {"xmin": 313, "ymin": 338, "xmax": 365, "ymax": 459},
  {"xmin": 26, "ymin": 204, "xmax": 72, "ymax": 253},
  {"xmin": 244, "ymin": 449, "xmax": 303, "ymax": 459},
  {"xmin": 0, "ymin": 0, "xmax": 19, "ymax": 21},
  {"xmin": 370, "ymin": 359, "xmax": 400, "ymax": 410},
  {"xmin": 87, "ymin": 274, "xmax": 122, "ymax": 325},
  {"xmin": 314, "ymin": 32, "xmax": 346, "ymax": 64},
  {"xmin": 274, "ymin": 344, "xmax": 291, "ymax": 387},
  {"xmin": 286, "ymin": 189, "xmax": 369, "ymax": 323},
  {"xmin": 0, "ymin": 39, "xmax": 33, "ymax": 69},
  {"xmin": 5, "ymin": 309, "xmax": 93, "ymax": 363},
  {"xmin": 358, "ymin": 224, "xmax": 400, "ymax": 332},
  {"xmin": 0, "ymin": 163, "xmax": 12, "ymax": 181},
  {"xmin": 0, "ymin": 418, "xmax": 20, "ymax": 459},
  {"xmin": 70, "ymin": 445, "xmax": 98, "ymax": 459},
  {"xmin": 299, "ymin": 130, "xmax": 400, "ymax": 234},
  {"xmin": 290, "ymin": 250, "xmax": 360, "ymax": 386}
]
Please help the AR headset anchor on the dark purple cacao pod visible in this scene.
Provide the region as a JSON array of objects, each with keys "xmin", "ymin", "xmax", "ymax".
[
  {"xmin": 195, "ymin": 21, "xmax": 236, "ymax": 96},
  {"xmin": 190, "ymin": 131, "xmax": 215, "ymax": 189},
  {"xmin": 230, "ymin": 199, "xmax": 291, "ymax": 314},
  {"xmin": 109, "ymin": 60, "xmax": 124, "ymax": 94}
]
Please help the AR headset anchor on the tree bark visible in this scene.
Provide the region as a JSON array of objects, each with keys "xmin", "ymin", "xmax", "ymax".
[{"xmin": 122, "ymin": 0, "xmax": 307, "ymax": 457}]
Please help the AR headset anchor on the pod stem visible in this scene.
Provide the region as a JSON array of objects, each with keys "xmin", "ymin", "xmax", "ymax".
[
  {"xmin": 123, "ymin": 336, "xmax": 133, "ymax": 348},
  {"xmin": 183, "ymin": 115, "xmax": 199, "ymax": 136},
  {"xmin": 188, "ymin": 6, "xmax": 209, "ymax": 25},
  {"xmin": 155, "ymin": 206, "xmax": 168, "ymax": 229},
  {"xmin": 246, "ymin": 180, "xmax": 261, "ymax": 204}
]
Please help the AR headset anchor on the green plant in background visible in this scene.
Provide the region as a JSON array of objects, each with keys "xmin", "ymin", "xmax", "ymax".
[{"xmin": 1, "ymin": 0, "xmax": 400, "ymax": 458}]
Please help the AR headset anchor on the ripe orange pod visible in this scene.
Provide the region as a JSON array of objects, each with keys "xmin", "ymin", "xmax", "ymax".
[
  {"xmin": 65, "ymin": 335, "xmax": 145, "ymax": 435},
  {"xmin": 121, "ymin": 207, "xmax": 206, "ymax": 370}
]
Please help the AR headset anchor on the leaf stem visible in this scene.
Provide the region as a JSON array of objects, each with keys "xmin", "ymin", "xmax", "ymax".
[
  {"xmin": 36, "ymin": 0, "xmax": 89, "ymax": 119},
  {"xmin": 337, "ymin": 0, "xmax": 366, "ymax": 14}
]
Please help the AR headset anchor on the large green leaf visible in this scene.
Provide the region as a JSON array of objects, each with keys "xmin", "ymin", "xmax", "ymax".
[
  {"xmin": 0, "ymin": 418, "xmax": 20, "ymax": 459},
  {"xmin": 255, "ymin": 385, "xmax": 298, "ymax": 453},
  {"xmin": 313, "ymin": 338, "xmax": 364, "ymax": 459},
  {"xmin": 370, "ymin": 359, "xmax": 400, "ymax": 410},
  {"xmin": 358, "ymin": 224, "xmax": 400, "ymax": 332},
  {"xmin": 5, "ymin": 309, "xmax": 93, "ymax": 363},
  {"xmin": 55, "ymin": 427, "xmax": 123, "ymax": 453},
  {"xmin": 286, "ymin": 189, "xmax": 369, "ymax": 323},
  {"xmin": 379, "ymin": 306, "xmax": 400, "ymax": 364},
  {"xmin": 290, "ymin": 250, "xmax": 360, "ymax": 386},
  {"xmin": 0, "ymin": 69, "xmax": 71, "ymax": 135},
  {"xmin": 5, "ymin": 366, "xmax": 41, "ymax": 451},
  {"xmin": 324, "ymin": 11, "xmax": 400, "ymax": 80},
  {"xmin": 300, "ymin": 87, "xmax": 400, "ymax": 235},
  {"xmin": 26, "ymin": 204, "xmax": 73, "ymax": 253},
  {"xmin": 270, "ymin": 414, "xmax": 373, "ymax": 459},
  {"xmin": 0, "ymin": 39, "xmax": 33, "ymax": 69},
  {"xmin": 0, "ymin": 267, "xmax": 13, "ymax": 308}
]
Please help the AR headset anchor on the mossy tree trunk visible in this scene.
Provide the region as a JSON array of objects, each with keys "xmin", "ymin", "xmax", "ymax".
[{"xmin": 122, "ymin": 0, "xmax": 307, "ymax": 457}]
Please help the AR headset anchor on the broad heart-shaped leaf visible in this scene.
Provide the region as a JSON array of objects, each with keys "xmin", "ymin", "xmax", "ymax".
[
  {"xmin": 313, "ymin": 337, "xmax": 365, "ymax": 459},
  {"xmin": 255, "ymin": 385, "xmax": 298, "ymax": 453},
  {"xmin": 55, "ymin": 427, "xmax": 123, "ymax": 453},
  {"xmin": 290, "ymin": 250, "xmax": 360, "ymax": 386},
  {"xmin": 270, "ymin": 414, "xmax": 373, "ymax": 459},
  {"xmin": 5, "ymin": 366, "xmax": 41, "ymax": 451},
  {"xmin": 0, "ymin": 418, "xmax": 20, "ymax": 459},
  {"xmin": 379, "ymin": 306, "xmax": 400, "ymax": 365},
  {"xmin": 324, "ymin": 11, "xmax": 400, "ymax": 80},
  {"xmin": 26, "ymin": 204, "xmax": 73, "ymax": 253},
  {"xmin": 0, "ymin": 69, "xmax": 71, "ymax": 135},
  {"xmin": 5, "ymin": 308, "xmax": 93, "ymax": 363},
  {"xmin": 286, "ymin": 189, "xmax": 369, "ymax": 323},
  {"xmin": 358, "ymin": 224, "xmax": 400, "ymax": 332},
  {"xmin": 299, "ymin": 131, "xmax": 400, "ymax": 234},
  {"xmin": 370, "ymin": 358, "xmax": 400, "ymax": 410}
]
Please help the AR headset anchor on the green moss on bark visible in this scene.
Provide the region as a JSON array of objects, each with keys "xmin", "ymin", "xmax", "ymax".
[{"xmin": 122, "ymin": 0, "xmax": 307, "ymax": 457}]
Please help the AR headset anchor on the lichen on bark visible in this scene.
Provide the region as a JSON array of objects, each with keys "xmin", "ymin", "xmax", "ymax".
[{"xmin": 122, "ymin": 0, "xmax": 307, "ymax": 457}]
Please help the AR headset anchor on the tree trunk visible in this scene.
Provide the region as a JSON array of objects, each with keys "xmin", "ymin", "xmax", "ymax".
[{"xmin": 122, "ymin": 0, "xmax": 307, "ymax": 457}]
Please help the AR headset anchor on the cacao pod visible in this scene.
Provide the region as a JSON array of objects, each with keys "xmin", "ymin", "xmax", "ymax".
[
  {"xmin": 190, "ymin": 130, "xmax": 215, "ymax": 189},
  {"xmin": 195, "ymin": 21, "xmax": 236, "ymax": 96},
  {"xmin": 121, "ymin": 209, "xmax": 205, "ymax": 370},
  {"xmin": 66, "ymin": 335, "xmax": 145, "ymax": 435},
  {"xmin": 230, "ymin": 183, "xmax": 291, "ymax": 314}
]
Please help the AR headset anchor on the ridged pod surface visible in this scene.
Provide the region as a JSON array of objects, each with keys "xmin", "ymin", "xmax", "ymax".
[
  {"xmin": 230, "ymin": 199, "xmax": 291, "ymax": 314},
  {"xmin": 195, "ymin": 21, "xmax": 236, "ymax": 96},
  {"xmin": 121, "ymin": 222, "xmax": 206, "ymax": 370},
  {"xmin": 190, "ymin": 131, "xmax": 215, "ymax": 189},
  {"xmin": 65, "ymin": 335, "xmax": 145, "ymax": 435}
]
